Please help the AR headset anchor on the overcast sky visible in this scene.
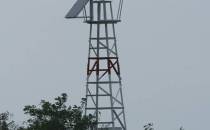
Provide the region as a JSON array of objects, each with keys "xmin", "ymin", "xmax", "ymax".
[{"xmin": 0, "ymin": 0, "xmax": 210, "ymax": 130}]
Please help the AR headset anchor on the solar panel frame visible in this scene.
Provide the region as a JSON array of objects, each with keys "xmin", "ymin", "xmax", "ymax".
[{"xmin": 65, "ymin": 0, "xmax": 89, "ymax": 18}]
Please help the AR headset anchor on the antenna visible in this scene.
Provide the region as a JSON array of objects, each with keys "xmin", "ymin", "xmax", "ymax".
[{"xmin": 66, "ymin": 0, "xmax": 126, "ymax": 129}]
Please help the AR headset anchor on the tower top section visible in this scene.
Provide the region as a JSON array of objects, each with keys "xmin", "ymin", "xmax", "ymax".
[{"xmin": 65, "ymin": 0, "xmax": 123, "ymax": 23}]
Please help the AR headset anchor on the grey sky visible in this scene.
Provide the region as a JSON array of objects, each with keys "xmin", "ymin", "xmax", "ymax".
[{"xmin": 0, "ymin": 0, "xmax": 210, "ymax": 130}]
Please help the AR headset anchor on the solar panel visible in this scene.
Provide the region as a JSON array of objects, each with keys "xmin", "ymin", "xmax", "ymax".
[{"xmin": 65, "ymin": 0, "xmax": 89, "ymax": 18}]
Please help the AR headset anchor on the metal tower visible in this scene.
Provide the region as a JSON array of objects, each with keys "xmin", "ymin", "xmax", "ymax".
[{"xmin": 66, "ymin": 0, "xmax": 126, "ymax": 129}]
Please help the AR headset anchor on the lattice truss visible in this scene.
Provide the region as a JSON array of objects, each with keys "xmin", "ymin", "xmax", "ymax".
[{"xmin": 85, "ymin": 2, "xmax": 126, "ymax": 129}]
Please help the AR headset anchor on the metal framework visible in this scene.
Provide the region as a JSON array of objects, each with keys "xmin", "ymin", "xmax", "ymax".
[
  {"xmin": 84, "ymin": 1, "xmax": 127, "ymax": 130},
  {"xmin": 66, "ymin": 0, "xmax": 126, "ymax": 129}
]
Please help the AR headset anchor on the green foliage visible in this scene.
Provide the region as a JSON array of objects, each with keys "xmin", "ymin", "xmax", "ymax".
[
  {"xmin": 0, "ymin": 112, "xmax": 8, "ymax": 130},
  {"xmin": 20, "ymin": 93, "xmax": 96, "ymax": 130},
  {"xmin": 0, "ymin": 112, "xmax": 17, "ymax": 130},
  {"xmin": 144, "ymin": 123, "xmax": 154, "ymax": 130}
]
